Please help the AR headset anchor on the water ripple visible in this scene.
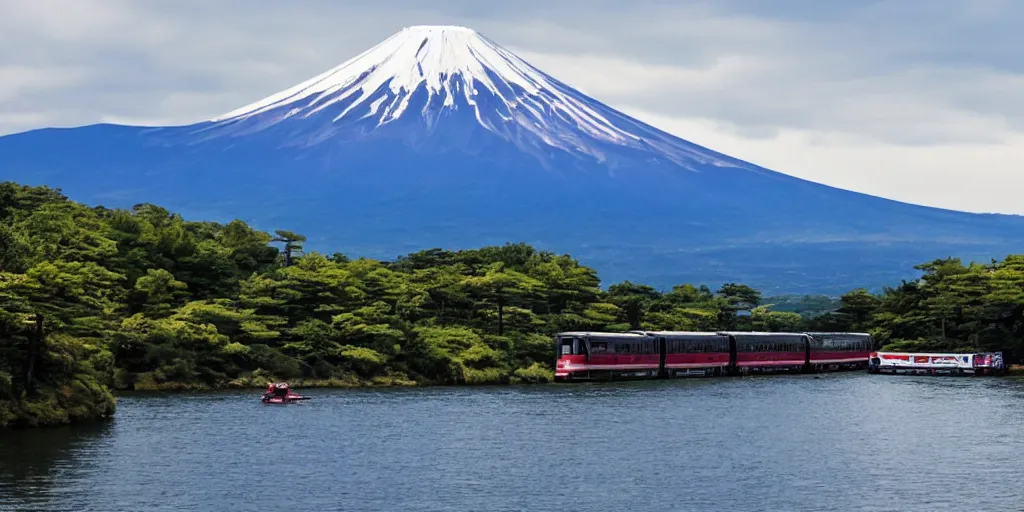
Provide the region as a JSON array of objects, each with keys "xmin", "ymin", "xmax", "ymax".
[{"xmin": 2, "ymin": 374, "xmax": 1023, "ymax": 511}]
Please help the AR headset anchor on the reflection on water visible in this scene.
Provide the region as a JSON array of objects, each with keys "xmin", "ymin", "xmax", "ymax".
[
  {"xmin": 2, "ymin": 374, "xmax": 1023, "ymax": 511},
  {"xmin": 0, "ymin": 421, "xmax": 113, "ymax": 506}
]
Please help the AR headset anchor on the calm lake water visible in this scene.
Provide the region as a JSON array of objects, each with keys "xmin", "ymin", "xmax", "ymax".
[{"xmin": 3, "ymin": 373, "xmax": 1024, "ymax": 511}]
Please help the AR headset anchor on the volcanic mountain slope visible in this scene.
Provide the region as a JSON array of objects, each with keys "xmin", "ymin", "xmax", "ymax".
[{"xmin": 1, "ymin": 25, "xmax": 1021, "ymax": 293}]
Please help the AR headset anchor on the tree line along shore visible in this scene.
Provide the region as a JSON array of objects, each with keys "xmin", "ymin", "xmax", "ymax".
[{"xmin": 1, "ymin": 181, "xmax": 1021, "ymax": 428}]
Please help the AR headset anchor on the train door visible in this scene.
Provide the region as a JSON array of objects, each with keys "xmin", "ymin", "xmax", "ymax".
[
  {"xmin": 727, "ymin": 335, "xmax": 737, "ymax": 375},
  {"xmin": 803, "ymin": 334, "xmax": 812, "ymax": 372},
  {"xmin": 579, "ymin": 338, "xmax": 589, "ymax": 361},
  {"xmin": 658, "ymin": 336, "xmax": 667, "ymax": 377}
]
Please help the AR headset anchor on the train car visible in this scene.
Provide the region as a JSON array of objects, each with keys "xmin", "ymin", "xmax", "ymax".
[
  {"xmin": 868, "ymin": 351, "xmax": 1006, "ymax": 376},
  {"xmin": 718, "ymin": 331, "xmax": 811, "ymax": 373},
  {"xmin": 634, "ymin": 331, "xmax": 731, "ymax": 377},
  {"xmin": 805, "ymin": 332, "xmax": 872, "ymax": 371},
  {"xmin": 553, "ymin": 330, "xmax": 874, "ymax": 382},
  {"xmin": 554, "ymin": 331, "xmax": 659, "ymax": 381}
]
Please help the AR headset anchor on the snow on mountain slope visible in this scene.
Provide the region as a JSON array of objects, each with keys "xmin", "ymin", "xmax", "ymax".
[{"xmin": 198, "ymin": 25, "xmax": 749, "ymax": 171}]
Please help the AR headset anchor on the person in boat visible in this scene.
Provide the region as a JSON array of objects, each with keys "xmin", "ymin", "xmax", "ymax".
[{"xmin": 262, "ymin": 382, "xmax": 289, "ymax": 399}]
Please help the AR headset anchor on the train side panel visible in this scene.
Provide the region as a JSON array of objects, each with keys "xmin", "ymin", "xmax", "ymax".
[
  {"xmin": 662, "ymin": 334, "xmax": 730, "ymax": 375},
  {"xmin": 807, "ymin": 332, "xmax": 871, "ymax": 370},
  {"xmin": 726, "ymin": 333, "xmax": 808, "ymax": 372}
]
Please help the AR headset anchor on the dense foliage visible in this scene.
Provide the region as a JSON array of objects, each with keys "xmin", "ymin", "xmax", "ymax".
[{"xmin": 1, "ymin": 182, "xmax": 1022, "ymax": 427}]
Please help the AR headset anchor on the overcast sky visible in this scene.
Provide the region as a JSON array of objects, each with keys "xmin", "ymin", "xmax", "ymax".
[{"xmin": 1, "ymin": 0, "xmax": 1021, "ymax": 214}]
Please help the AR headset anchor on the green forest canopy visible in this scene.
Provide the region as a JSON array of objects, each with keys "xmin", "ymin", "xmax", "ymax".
[{"xmin": 1, "ymin": 181, "xmax": 1022, "ymax": 425}]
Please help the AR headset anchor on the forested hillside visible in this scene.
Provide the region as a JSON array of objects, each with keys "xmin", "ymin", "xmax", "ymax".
[{"xmin": 1, "ymin": 182, "xmax": 1021, "ymax": 428}]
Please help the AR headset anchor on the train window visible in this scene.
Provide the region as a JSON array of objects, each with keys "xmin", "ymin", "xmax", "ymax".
[
  {"xmin": 560, "ymin": 339, "xmax": 574, "ymax": 355},
  {"xmin": 591, "ymin": 341, "xmax": 608, "ymax": 353}
]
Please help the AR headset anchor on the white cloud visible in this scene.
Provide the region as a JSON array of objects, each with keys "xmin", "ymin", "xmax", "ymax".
[
  {"xmin": 0, "ymin": 0, "xmax": 1022, "ymax": 213},
  {"xmin": 619, "ymin": 110, "xmax": 1024, "ymax": 214},
  {"xmin": 0, "ymin": 65, "xmax": 90, "ymax": 102}
]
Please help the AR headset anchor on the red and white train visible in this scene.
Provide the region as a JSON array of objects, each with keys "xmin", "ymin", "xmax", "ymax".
[{"xmin": 553, "ymin": 330, "xmax": 872, "ymax": 381}]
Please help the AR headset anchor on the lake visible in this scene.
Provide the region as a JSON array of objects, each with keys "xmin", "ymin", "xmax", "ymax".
[{"xmin": 3, "ymin": 373, "xmax": 1023, "ymax": 511}]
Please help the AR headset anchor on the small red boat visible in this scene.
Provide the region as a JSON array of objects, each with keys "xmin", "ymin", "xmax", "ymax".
[{"xmin": 261, "ymin": 382, "xmax": 311, "ymax": 404}]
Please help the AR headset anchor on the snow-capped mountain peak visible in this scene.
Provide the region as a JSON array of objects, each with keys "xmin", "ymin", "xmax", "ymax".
[
  {"xmin": 203, "ymin": 25, "xmax": 745, "ymax": 169},
  {"xmin": 212, "ymin": 26, "xmax": 529, "ymax": 120}
]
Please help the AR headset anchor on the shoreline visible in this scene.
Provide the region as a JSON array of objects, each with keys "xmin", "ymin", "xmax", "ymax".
[
  {"xmin": 113, "ymin": 366, "xmax": 1024, "ymax": 397},
  {"xmin": 111, "ymin": 371, "xmax": 555, "ymax": 395},
  {"xmin": 7, "ymin": 367, "xmax": 1020, "ymax": 428},
  {"xmin": 113, "ymin": 379, "xmax": 552, "ymax": 397}
]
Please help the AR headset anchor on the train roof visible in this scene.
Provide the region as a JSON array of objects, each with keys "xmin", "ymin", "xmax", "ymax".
[
  {"xmin": 876, "ymin": 351, "xmax": 998, "ymax": 357},
  {"xmin": 555, "ymin": 331, "xmax": 647, "ymax": 338},
  {"xmin": 558, "ymin": 330, "xmax": 871, "ymax": 338},
  {"xmin": 804, "ymin": 332, "xmax": 872, "ymax": 336},
  {"xmin": 631, "ymin": 330, "xmax": 726, "ymax": 337},
  {"xmin": 717, "ymin": 331, "xmax": 809, "ymax": 336}
]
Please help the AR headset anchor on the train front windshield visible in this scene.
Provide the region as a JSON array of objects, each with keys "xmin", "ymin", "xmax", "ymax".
[{"xmin": 558, "ymin": 337, "xmax": 580, "ymax": 356}]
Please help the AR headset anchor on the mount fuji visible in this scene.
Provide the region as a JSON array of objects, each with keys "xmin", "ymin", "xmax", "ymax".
[{"xmin": 1, "ymin": 25, "xmax": 1022, "ymax": 293}]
